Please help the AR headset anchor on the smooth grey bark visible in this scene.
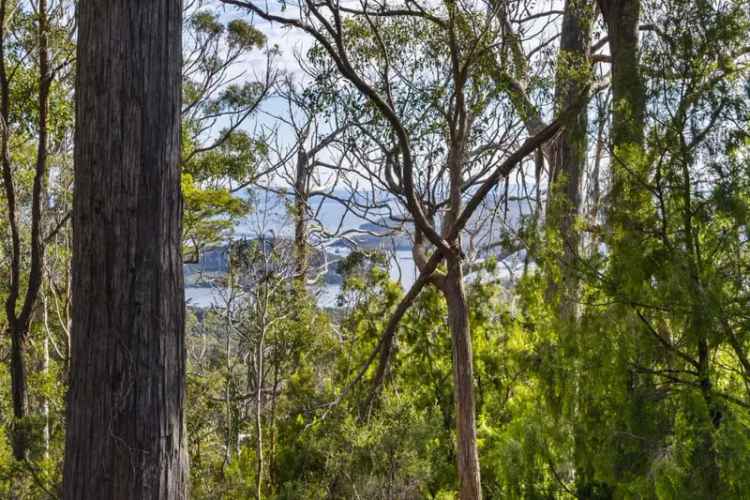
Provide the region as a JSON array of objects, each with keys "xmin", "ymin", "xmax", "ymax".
[
  {"xmin": 63, "ymin": 1, "xmax": 187, "ymax": 499},
  {"xmin": 443, "ymin": 257, "xmax": 481, "ymax": 500},
  {"xmin": 364, "ymin": 120, "xmax": 565, "ymax": 500},
  {"xmin": 254, "ymin": 324, "xmax": 265, "ymax": 500}
]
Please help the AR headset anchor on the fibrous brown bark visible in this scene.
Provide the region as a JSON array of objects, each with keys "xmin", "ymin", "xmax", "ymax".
[{"xmin": 63, "ymin": 1, "xmax": 187, "ymax": 498}]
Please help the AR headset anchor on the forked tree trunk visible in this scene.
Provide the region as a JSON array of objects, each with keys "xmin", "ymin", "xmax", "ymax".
[
  {"xmin": 2, "ymin": 0, "xmax": 51, "ymax": 461},
  {"xmin": 443, "ymin": 256, "xmax": 482, "ymax": 500},
  {"xmin": 63, "ymin": 1, "xmax": 187, "ymax": 499}
]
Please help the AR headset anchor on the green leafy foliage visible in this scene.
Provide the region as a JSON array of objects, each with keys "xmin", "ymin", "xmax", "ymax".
[{"xmin": 3, "ymin": 1, "xmax": 750, "ymax": 499}]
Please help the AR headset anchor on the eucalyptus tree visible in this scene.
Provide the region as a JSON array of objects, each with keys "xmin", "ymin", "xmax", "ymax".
[
  {"xmin": 596, "ymin": 0, "xmax": 651, "ymax": 292},
  {"xmin": 491, "ymin": 1, "xmax": 650, "ymax": 493},
  {"xmin": 220, "ymin": 1, "xmax": 594, "ymax": 497},
  {"xmin": 63, "ymin": 0, "xmax": 187, "ymax": 497},
  {"xmin": 188, "ymin": 237, "xmax": 299, "ymax": 497},
  {"xmin": 0, "ymin": 0, "xmax": 74, "ymax": 461},
  {"xmin": 524, "ymin": 1, "xmax": 750, "ymax": 496},
  {"xmin": 480, "ymin": 2, "xmax": 597, "ymax": 307},
  {"xmin": 607, "ymin": 1, "xmax": 750, "ymax": 495},
  {"xmin": 490, "ymin": 1, "xmax": 602, "ymax": 494}
]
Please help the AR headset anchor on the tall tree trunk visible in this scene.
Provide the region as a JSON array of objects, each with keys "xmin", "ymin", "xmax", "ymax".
[
  {"xmin": 696, "ymin": 334, "xmax": 721, "ymax": 490},
  {"xmin": 598, "ymin": 0, "xmax": 645, "ymax": 151},
  {"xmin": 546, "ymin": 0, "xmax": 592, "ymax": 320},
  {"xmin": 41, "ymin": 293, "xmax": 51, "ymax": 458},
  {"xmin": 598, "ymin": 0, "xmax": 648, "ymax": 278},
  {"xmin": 599, "ymin": 1, "xmax": 658, "ymax": 490},
  {"xmin": 268, "ymin": 363, "xmax": 279, "ymax": 489},
  {"xmin": 441, "ymin": 56, "xmax": 482, "ymax": 494},
  {"xmin": 546, "ymin": 1, "xmax": 595, "ymax": 494},
  {"xmin": 9, "ymin": 325, "xmax": 29, "ymax": 458},
  {"xmin": 255, "ymin": 329, "xmax": 265, "ymax": 500},
  {"xmin": 443, "ymin": 257, "xmax": 482, "ymax": 500},
  {"xmin": 1, "ymin": 0, "xmax": 51, "ymax": 461},
  {"xmin": 63, "ymin": 1, "xmax": 187, "ymax": 498},
  {"xmin": 223, "ymin": 309, "xmax": 233, "ymax": 474},
  {"xmin": 293, "ymin": 148, "xmax": 309, "ymax": 283}
]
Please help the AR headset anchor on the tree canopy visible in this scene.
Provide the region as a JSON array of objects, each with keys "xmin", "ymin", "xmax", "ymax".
[{"xmin": 1, "ymin": 0, "xmax": 750, "ymax": 498}]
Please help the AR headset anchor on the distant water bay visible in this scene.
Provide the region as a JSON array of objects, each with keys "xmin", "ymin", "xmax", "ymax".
[{"xmin": 185, "ymin": 187, "xmax": 526, "ymax": 308}]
